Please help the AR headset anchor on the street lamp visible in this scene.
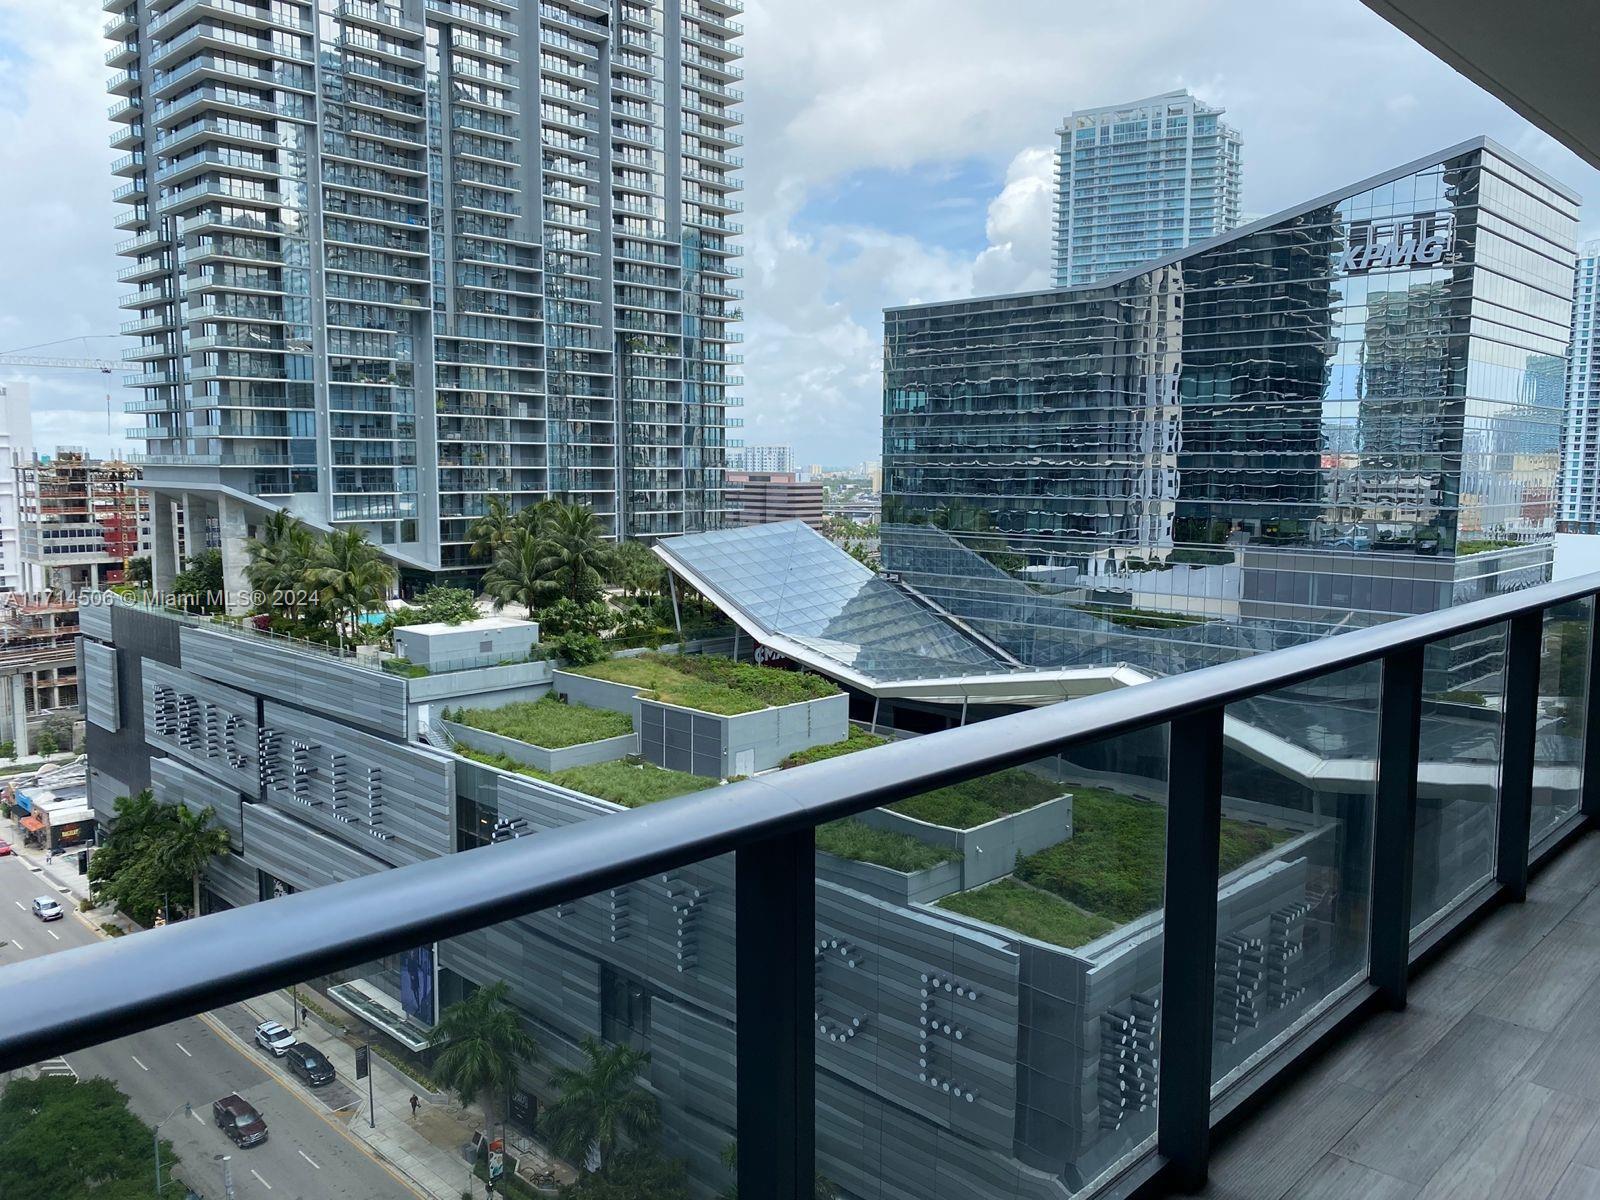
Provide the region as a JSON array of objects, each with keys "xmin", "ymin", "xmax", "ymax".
[{"xmin": 154, "ymin": 1101, "xmax": 191, "ymax": 1192}]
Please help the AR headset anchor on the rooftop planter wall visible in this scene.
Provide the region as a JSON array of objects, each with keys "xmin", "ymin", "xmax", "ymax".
[
  {"xmin": 441, "ymin": 719, "xmax": 637, "ymax": 773},
  {"xmin": 855, "ymin": 792, "xmax": 1074, "ymax": 891},
  {"xmin": 554, "ymin": 660, "xmax": 850, "ymax": 778},
  {"xmin": 815, "ymin": 848, "xmax": 965, "ymax": 906}
]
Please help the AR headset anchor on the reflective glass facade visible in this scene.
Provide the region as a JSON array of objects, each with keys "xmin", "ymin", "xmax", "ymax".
[
  {"xmin": 1561, "ymin": 241, "xmax": 1600, "ymax": 531},
  {"xmin": 885, "ymin": 140, "xmax": 1577, "ymax": 674}
]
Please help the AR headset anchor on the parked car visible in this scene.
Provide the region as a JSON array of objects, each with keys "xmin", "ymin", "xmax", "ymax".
[
  {"xmin": 212, "ymin": 1094, "xmax": 268, "ymax": 1148},
  {"xmin": 253, "ymin": 1021, "xmax": 296, "ymax": 1056},
  {"xmin": 286, "ymin": 1044, "xmax": 336, "ymax": 1087},
  {"xmin": 30, "ymin": 896, "xmax": 62, "ymax": 921},
  {"xmin": 0, "ymin": 839, "xmax": 12, "ymax": 855}
]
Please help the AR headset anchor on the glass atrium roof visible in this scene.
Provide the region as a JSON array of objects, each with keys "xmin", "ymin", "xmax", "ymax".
[{"xmin": 653, "ymin": 521, "xmax": 1016, "ymax": 684}]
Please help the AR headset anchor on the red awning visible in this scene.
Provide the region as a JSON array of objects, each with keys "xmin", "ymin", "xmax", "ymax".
[{"xmin": 19, "ymin": 814, "xmax": 45, "ymax": 833}]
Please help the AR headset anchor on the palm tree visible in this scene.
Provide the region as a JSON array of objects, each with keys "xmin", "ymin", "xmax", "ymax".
[
  {"xmin": 305, "ymin": 527, "xmax": 396, "ymax": 647},
  {"xmin": 159, "ymin": 804, "xmax": 233, "ymax": 918},
  {"xmin": 244, "ymin": 510, "xmax": 315, "ymax": 622},
  {"xmin": 542, "ymin": 1037, "xmax": 659, "ymax": 1174},
  {"xmin": 607, "ymin": 540, "xmax": 661, "ymax": 602},
  {"xmin": 535, "ymin": 502, "xmax": 609, "ymax": 605},
  {"xmin": 427, "ymin": 981, "xmax": 540, "ymax": 1127},
  {"xmin": 481, "ymin": 524, "xmax": 544, "ymax": 616},
  {"xmin": 467, "ymin": 497, "xmax": 514, "ymax": 562}
]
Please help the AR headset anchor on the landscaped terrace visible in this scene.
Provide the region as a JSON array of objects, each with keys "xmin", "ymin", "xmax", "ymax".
[
  {"xmin": 453, "ymin": 744, "xmax": 717, "ymax": 809},
  {"xmin": 568, "ymin": 651, "xmax": 839, "ymax": 714},
  {"xmin": 447, "ymin": 695, "xmax": 633, "ymax": 748}
]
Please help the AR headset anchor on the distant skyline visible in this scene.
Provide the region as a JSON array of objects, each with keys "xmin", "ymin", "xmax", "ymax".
[{"xmin": 1, "ymin": 0, "xmax": 1598, "ymax": 468}]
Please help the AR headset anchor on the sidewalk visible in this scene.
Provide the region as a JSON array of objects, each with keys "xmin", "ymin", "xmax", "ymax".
[{"xmin": 240, "ymin": 988, "xmax": 516, "ymax": 1200}]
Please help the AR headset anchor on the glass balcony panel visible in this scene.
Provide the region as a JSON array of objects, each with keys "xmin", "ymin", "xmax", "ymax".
[
  {"xmin": 1531, "ymin": 597, "xmax": 1590, "ymax": 847},
  {"xmin": 809, "ymin": 725, "xmax": 1169, "ymax": 1197},
  {"xmin": 1212, "ymin": 661, "xmax": 1379, "ymax": 1096},
  {"xmin": 1411, "ymin": 623, "xmax": 1508, "ymax": 935}
]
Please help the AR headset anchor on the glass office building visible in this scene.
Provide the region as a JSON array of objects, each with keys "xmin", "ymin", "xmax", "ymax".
[
  {"xmin": 885, "ymin": 138, "xmax": 1577, "ymax": 674},
  {"xmin": 1560, "ymin": 240, "xmax": 1600, "ymax": 531}
]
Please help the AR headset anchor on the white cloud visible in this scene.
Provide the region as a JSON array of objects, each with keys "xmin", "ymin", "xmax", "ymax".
[{"xmin": 3, "ymin": 0, "xmax": 1598, "ymax": 474}]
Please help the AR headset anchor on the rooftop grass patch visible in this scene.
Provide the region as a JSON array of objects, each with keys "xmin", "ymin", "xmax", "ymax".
[
  {"xmin": 552, "ymin": 759, "xmax": 716, "ymax": 808},
  {"xmin": 785, "ymin": 730, "xmax": 1064, "ymax": 829},
  {"xmin": 889, "ymin": 769, "xmax": 1061, "ymax": 829},
  {"xmin": 781, "ymin": 725, "xmax": 890, "ymax": 767},
  {"xmin": 937, "ymin": 879, "xmax": 1116, "ymax": 949},
  {"xmin": 452, "ymin": 745, "xmax": 713, "ymax": 809},
  {"xmin": 450, "ymin": 696, "xmax": 633, "ymax": 749},
  {"xmin": 570, "ymin": 652, "xmax": 838, "ymax": 715},
  {"xmin": 1013, "ymin": 788, "xmax": 1292, "ymax": 925},
  {"xmin": 815, "ymin": 819, "xmax": 960, "ymax": 873}
]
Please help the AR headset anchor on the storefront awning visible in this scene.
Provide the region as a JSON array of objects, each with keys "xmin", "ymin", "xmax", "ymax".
[{"xmin": 19, "ymin": 814, "xmax": 45, "ymax": 833}]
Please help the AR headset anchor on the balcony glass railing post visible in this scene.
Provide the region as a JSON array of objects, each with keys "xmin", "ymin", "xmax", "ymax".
[
  {"xmin": 1583, "ymin": 602, "xmax": 1600, "ymax": 823},
  {"xmin": 736, "ymin": 829, "xmax": 814, "ymax": 1199},
  {"xmin": 1494, "ymin": 611, "xmax": 1544, "ymax": 901},
  {"xmin": 1370, "ymin": 645, "xmax": 1424, "ymax": 1009},
  {"xmin": 1155, "ymin": 704, "xmax": 1224, "ymax": 1190}
]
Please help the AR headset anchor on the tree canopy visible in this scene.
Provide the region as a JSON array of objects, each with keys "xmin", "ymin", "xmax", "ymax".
[
  {"xmin": 542, "ymin": 1037, "xmax": 659, "ymax": 1173},
  {"xmin": 0, "ymin": 1076, "xmax": 174, "ymax": 1200},
  {"xmin": 427, "ymin": 980, "xmax": 540, "ymax": 1126},
  {"xmin": 89, "ymin": 791, "xmax": 229, "ymax": 925}
]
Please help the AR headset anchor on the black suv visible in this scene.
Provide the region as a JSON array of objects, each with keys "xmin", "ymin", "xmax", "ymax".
[{"xmin": 287, "ymin": 1045, "xmax": 336, "ymax": 1087}]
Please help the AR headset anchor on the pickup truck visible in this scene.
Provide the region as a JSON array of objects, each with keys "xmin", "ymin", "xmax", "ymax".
[{"xmin": 212, "ymin": 1094, "xmax": 268, "ymax": 1148}]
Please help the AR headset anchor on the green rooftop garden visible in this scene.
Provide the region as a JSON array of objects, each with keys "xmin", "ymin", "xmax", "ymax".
[
  {"xmin": 937, "ymin": 879, "xmax": 1116, "ymax": 948},
  {"xmin": 1457, "ymin": 538, "xmax": 1523, "ymax": 556},
  {"xmin": 784, "ymin": 728, "xmax": 1064, "ymax": 829},
  {"xmin": 447, "ymin": 696, "xmax": 634, "ymax": 749},
  {"xmin": 815, "ymin": 819, "xmax": 960, "ymax": 873},
  {"xmin": 453, "ymin": 745, "xmax": 715, "ymax": 809},
  {"xmin": 569, "ymin": 652, "xmax": 839, "ymax": 716},
  {"xmin": 781, "ymin": 725, "xmax": 891, "ymax": 766},
  {"xmin": 1013, "ymin": 788, "xmax": 1292, "ymax": 925}
]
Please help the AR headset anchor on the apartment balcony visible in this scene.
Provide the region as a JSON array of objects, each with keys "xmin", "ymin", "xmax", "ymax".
[
  {"xmin": 425, "ymin": 0, "xmax": 518, "ymax": 37},
  {"xmin": 338, "ymin": 0, "xmax": 424, "ymax": 37}
]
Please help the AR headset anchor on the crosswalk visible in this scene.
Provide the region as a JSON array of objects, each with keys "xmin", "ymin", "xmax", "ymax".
[{"xmin": 34, "ymin": 1057, "xmax": 77, "ymax": 1081}]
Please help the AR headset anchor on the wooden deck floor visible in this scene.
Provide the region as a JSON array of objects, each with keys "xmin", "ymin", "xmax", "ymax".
[{"xmin": 1190, "ymin": 828, "xmax": 1600, "ymax": 1200}]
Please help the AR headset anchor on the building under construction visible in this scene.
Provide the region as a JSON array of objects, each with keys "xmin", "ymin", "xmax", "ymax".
[{"xmin": 16, "ymin": 449, "xmax": 149, "ymax": 595}]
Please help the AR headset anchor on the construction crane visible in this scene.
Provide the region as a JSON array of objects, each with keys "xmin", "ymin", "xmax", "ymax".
[
  {"xmin": 0, "ymin": 354, "xmax": 114, "ymax": 373},
  {"xmin": 0, "ymin": 336, "xmax": 120, "ymax": 375}
]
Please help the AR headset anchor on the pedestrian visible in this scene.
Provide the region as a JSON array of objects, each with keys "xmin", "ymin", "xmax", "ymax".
[
  {"xmin": 409, "ymin": 1093, "xmax": 419, "ymax": 1121},
  {"xmin": 300, "ymin": 1003, "xmax": 308, "ymax": 1026}
]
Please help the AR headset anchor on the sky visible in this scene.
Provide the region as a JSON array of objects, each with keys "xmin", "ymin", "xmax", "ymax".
[{"xmin": 0, "ymin": 0, "xmax": 1596, "ymax": 468}]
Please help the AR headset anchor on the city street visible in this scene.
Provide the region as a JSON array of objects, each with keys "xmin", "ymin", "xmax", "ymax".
[{"xmin": 0, "ymin": 854, "xmax": 423, "ymax": 1200}]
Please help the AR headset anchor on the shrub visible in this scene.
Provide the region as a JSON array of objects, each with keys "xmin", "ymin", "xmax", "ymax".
[
  {"xmin": 0, "ymin": 740, "xmax": 14, "ymax": 759},
  {"xmin": 35, "ymin": 733, "xmax": 57, "ymax": 756},
  {"xmin": 382, "ymin": 657, "xmax": 429, "ymax": 678},
  {"xmin": 553, "ymin": 631, "xmax": 607, "ymax": 666},
  {"xmin": 781, "ymin": 726, "xmax": 891, "ymax": 767}
]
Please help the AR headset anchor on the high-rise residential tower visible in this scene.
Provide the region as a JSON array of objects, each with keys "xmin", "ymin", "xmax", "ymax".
[
  {"xmin": 106, "ymin": 0, "xmax": 744, "ymax": 604},
  {"xmin": 1561, "ymin": 241, "xmax": 1600, "ymax": 532},
  {"xmin": 0, "ymin": 383, "xmax": 36, "ymax": 592},
  {"xmin": 727, "ymin": 443, "xmax": 791, "ymax": 473},
  {"xmin": 1053, "ymin": 89, "xmax": 1242, "ymax": 287}
]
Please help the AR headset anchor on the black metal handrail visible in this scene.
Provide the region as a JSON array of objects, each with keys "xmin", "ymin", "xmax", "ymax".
[{"xmin": 3, "ymin": 571, "xmax": 1599, "ymax": 1199}]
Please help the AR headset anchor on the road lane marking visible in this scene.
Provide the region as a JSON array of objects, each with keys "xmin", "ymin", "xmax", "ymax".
[
  {"xmin": 12, "ymin": 900, "xmax": 20, "ymax": 909},
  {"xmin": 47, "ymin": 929, "xmax": 59, "ymax": 940},
  {"xmin": 175, "ymin": 1041, "xmax": 191, "ymax": 1057},
  {"xmin": 191, "ymin": 1108, "xmax": 205, "ymax": 1123},
  {"xmin": 298, "ymin": 1150, "xmax": 321, "ymax": 1169},
  {"xmin": 197, "ymin": 1011, "xmax": 425, "ymax": 1198},
  {"xmin": 10, "ymin": 939, "xmax": 20, "ymax": 950},
  {"xmin": 130, "ymin": 1054, "xmax": 149, "ymax": 1071},
  {"xmin": 250, "ymin": 1168, "xmax": 272, "ymax": 1189}
]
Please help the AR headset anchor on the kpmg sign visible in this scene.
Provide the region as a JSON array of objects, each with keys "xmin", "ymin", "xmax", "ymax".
[{"xmin": 1338, "ymin": 213, "xmax": 1455, "ymax": 273}]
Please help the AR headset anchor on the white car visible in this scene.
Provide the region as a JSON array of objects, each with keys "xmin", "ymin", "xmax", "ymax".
[
  {"xmin": 254, "ymin": 1021, "xmax": 296, "ymax": 1056},
  {"xmin": 30, "ymin": 896, "xmax": 63, "ymax": 922}
]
